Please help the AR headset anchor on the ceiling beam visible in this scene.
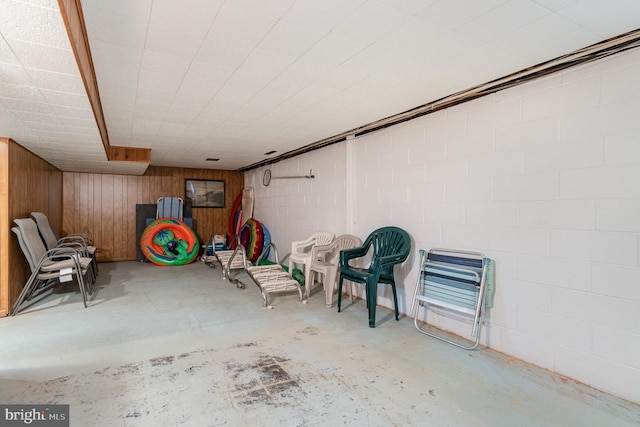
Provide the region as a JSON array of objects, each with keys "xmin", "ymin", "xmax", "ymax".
[
  {"xmin": 57, "ymin": 0, "xmax": 110, "ymax": 155},
  {"xmin": 57, "ymin": 0, "xmax": 150, "ymax": 166}
]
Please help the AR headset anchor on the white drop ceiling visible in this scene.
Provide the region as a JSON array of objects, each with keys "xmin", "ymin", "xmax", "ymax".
[{"xmin": 1, "ymin": 0, "xmax": 640, "ymax": 174}]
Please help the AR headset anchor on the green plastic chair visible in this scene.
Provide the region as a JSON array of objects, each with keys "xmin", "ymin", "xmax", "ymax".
[{"xmin": 337, "ymin": 226, "xmax": 411, "ymax": 328}]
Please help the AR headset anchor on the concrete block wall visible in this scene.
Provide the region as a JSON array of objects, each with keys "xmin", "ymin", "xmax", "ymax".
[
  {"xmin": 245, "ymin": 48, "xmax": 640, "ymax": 402},
  {"xmin": 244, "ymin": 142, "xmax": 348, "ymax": 256}
]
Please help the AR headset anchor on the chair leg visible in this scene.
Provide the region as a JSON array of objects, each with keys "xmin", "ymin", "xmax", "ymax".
[
  {"xmin": 86, "ymin": 264, "xmax": 96, "ymax": 296},
  {"xmin": 347, "ymin": 280, "xmax": 355, "ymax": 302},
  {"xmin": 90, "ymin": 256, "xmax": 98, "ymax": 279},
  {"xmin": 324, "ymin": 268, "xmax": 337, "ymax": 307},
  {"xmin": 304, "ymin": 263, "xmax": 312, "ymax": 298},
  {"xmin": 76, "ymin": 270, "xmax": 88, "ymax": 308},
  {"xmin": 367, "ymin": 280, "xmax": 377, "ymax": 328},
  {"xmin": 391, "ymin": 281, "xmax": 399, "ymax": 321},
  {"xmin": 337, "ymin": 274, "xmax": 344, "ymax": 312},
  {"xmin": 11, "ymin": 272, "xmax": 40, "ymax": 315},
  {"xmin": 287, "ymin": 259, "xmax": 294, "ymax": 278}
]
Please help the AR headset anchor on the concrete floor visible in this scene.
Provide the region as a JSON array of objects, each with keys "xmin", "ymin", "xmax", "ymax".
[{"xmin": 1, "ymin": 261, "xmax": 638, "ymax": 426}]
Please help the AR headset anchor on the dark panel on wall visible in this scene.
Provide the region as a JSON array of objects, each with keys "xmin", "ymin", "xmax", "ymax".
[
  {"xmin": 62, "ymin": 166, "xmax": 244, "ymax": 262},
  {"xmin": 135, "ymin": 204, "xmax": 156, "ymax": 262}
]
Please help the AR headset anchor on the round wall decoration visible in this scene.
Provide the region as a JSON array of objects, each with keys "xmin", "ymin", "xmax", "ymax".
[{"xmin": 263, "ymin": 169, "xmax": 271, "ymax": 186}]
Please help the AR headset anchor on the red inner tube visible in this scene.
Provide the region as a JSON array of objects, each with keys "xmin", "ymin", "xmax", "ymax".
[
  {"xmin": 228, "ymin": 193, "xmax": 243, "ymax": 248},
  {"xmin": 239, "ymin": 219, "xmax": 265, "ymax": 263}
]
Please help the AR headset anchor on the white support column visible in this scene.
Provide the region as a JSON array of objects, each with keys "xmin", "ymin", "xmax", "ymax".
[{"xmin": 345, "ymin": 134, "xmax": 356, "ymax": 235}]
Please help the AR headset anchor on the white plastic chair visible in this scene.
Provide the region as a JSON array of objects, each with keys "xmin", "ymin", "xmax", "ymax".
[
  {"xmin": 288, "ymin": 231, "xmax": 335, "ymax": 298},
  {"xmin": 309, "ymin": 234, "xmax": 362, "ymax": 307}
]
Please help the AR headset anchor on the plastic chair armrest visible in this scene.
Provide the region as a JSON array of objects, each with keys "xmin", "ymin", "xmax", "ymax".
[
  {"xmin": 310, "ymin": 241, "xmax": 335, "ymax": 261},
  {"xmin": 339, "ymin": 244, "xmax": 369, "ymax": 264},
  {"xmin": 291, "ymin": 236, "xmax": 316, "ymax": 253},
  {"xmin": 376, "ymin": 252, "xmax": 408, "ymax": 267}
]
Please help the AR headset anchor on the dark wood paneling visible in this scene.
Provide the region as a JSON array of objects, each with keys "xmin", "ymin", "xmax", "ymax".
[
  {"xmin": 62, "ymin": 166, "xmax": 244, "ymax": 261},
  {"xmin": 126, "ymin": 175, "xmax": 138, "ymax": 259},
  {"xmin": 2, "ymin": 139, "xmax": 62, "ymax": 315},
  {"xmin": 0, "ymin": 138, "xmax": 9, "ymax": 316},
  {"xmin": 110, "ymin": 146, "xmax": 151, "ymax": 163}
]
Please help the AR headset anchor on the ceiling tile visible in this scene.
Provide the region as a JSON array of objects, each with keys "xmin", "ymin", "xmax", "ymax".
[
  {"xmin": 176, "ymin": 61, "xmax": 235, "ymax": 100},
  {"xmin": 374, "ymin": 0, "xmax": 438, "ymax": 15},
  {"xmin": 82, "ymin": 7, "xmax": 148, "ymax": 49},
  {"xmin": 7, "ymin": 40, "xmax": 77, "ymax": 74},
  {"xmin": 196, "ymin": 38, "xmax": 254, "ymax": 69},
  {"xmin": 1, "ymin": 1, "xmax": 69, "ymax": 49},
  {"xmin": 199, "ymin": 3, "xmax": 278, "ymax": 58},
  {"xmin": 144, "ymin": 22, "xmax": 206, "ymax": 59},
  {"xmin": 89, "ymin": 39, "xmax": 143, "ymax": 72},
  {"xmin": 165, "ymin": 105, "xmax": 202, "ymax": 122},
  {"xmin": 458, "ymin": 0, "xmax": 550, "ymax": 42},
  {"xmin": 138, "ymin": 51, "xmax": 191, "ymax": 92},
  {"xmin": 8, "ymin": 111, "xmax": 58, "ymax": 126},
  {"xmin": 0, "ymin": 34, "xmax": 21, "ymax": 66},
  {"xmin": 20, "ymin": 0, "xmax": 59, "ymax": 8},
  {"xmin": 183, "ymin": 120, "xmax": 214, "ymax": 140},
  {"xmin": 520, "ymin": 27, "xmax": 602, "ymax": 62},
  {"xmin": 81, "ymin": 0, "xmax": 152, "ymax": 19},
  {"xmin": 259, "ymin": 20, "xmax": 327, "ymax": 58},
  {"xmin": 0, "ymin": 63, "xmax": 30, "ymax": 85},
  {"xmin": 56, "ymin": 115, "xmax": 95, "ymax": 127},
  {"xmin": 150, "ymin": 0, "xmax": 222, "ymax": 34},
  {"xmin": 51, "ymin": 104, "xmax": 94, "ymax": 120},
  {"xmin": 241, "ymin": 48, "xmax": 297, "ymax": 80},
  {"xmin": 331, "ymin": 1, "xmax": 412, "ymax": 47},
  {"xmin": 157, "ymin": 121, "xmax": 188, "ymax": 137},
  {"xmin": 132, "ymin": 107, "xmax": 168, "ymax": 122},
  {"xmin": 283, "ymin": 0, "xmax": 366, "ymax": 32},
  {"xmin": 225, "ymin": 0, "xmax": 297, "ymax": 19},
  {"xmin": 171, "ymin": 94, "xmax": 210, "ymax": 110},
  {"xmin": 492, "ymin": 12, "xmax": 579, "ymax": 55},
  {"xmin": 419, "ymin": 0, "xmax": 508, "ymax": 29},
  {"xmin": 315, "ymin": 64, "xmax": 369, "ymax": 91},
  {"xmin": 24, "ymin": 68, "xmax": 85, "ymax": 93},
  {"xmin": 23, "ymin": 120, "xmax": 65, "ymax": 131},
  {"xmin": 40, "ymin": 89, "xmax": 91, "ymax": 109},
  {"xmin": 557, "ymin": 0, "xmax": 640, "ymax": 38},
  {"xmin": 1, "ymin": 98, "xmax": 52, "ymax": 114},
  {"xmin": 213, "ymin": 71, "xmax": 271, "ymax": 105}
]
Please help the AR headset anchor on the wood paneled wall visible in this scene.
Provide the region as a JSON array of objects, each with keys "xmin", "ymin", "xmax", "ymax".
[
  {"xmin": 0, "ymin": 139, "xmax": 8, "ymax": 316},
  {"xmin": 62, "ymin": 166, "xmax": 244, "ymax": 261},
  {"xmin": 1, "ymin": 138, "xmax": 62, "ymax": 316}
]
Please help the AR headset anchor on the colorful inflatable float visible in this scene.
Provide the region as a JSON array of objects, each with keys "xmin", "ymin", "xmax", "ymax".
[
  {"xmin": 239, "ymin": 218, "xmax": 271, "ymax": 263},
  {"xmin": 140, "ymin": 218, "xmax": 200, "ymax": 266}
]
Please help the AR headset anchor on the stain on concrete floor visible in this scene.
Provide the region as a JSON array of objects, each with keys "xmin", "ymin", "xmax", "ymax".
[{"xmin": 226, "ymin": 354, "xmax": 304, "ymax": 409}]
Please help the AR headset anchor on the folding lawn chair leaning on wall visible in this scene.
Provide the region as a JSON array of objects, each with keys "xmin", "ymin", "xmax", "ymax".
[{"xmin": 411, "ymin": 248, "xmax": 494, "ymax": 350}]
